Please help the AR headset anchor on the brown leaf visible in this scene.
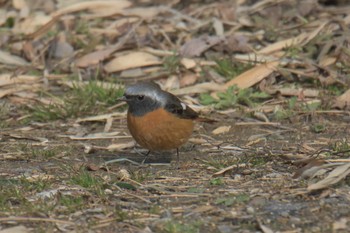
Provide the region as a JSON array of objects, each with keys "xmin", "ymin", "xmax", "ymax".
[
  {"xmin": 0, "ymin": 50, "xmax": 29, "ymax": 66},
  {"xmin": 53, "ymin": 0, "xmax": 132, "ymax": 17},
  {"xmin": 212, "ymin": 126, "xmax": 231, "ymax": 135},
  {"xmin": 180, "ymin": 35, "xmax": 225, "ymax": 58},
  {"xmin": 333, "ymin": 89, "xmax": 350, "ymax": 109},
  {"xmin": 307, "ymin": 163, "xmax": 350, "ymax": 191},
  {"xmin": 224, "ymin": 61, "xmax": 280, "ymax": 89},
  {"xmin": 104, "ymin": 51, "xmax": 161, "ymax": 73}
]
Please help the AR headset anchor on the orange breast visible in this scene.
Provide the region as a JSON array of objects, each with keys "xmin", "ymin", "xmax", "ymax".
[{"xmin": 127, "ymin": 108, "xmax": 194, "ymax": 151}]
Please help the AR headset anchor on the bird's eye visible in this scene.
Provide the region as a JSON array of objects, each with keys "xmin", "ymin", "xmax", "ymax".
[{"xmin": 137, "ymin": 95, "xmax": 145, "ymax": 101}]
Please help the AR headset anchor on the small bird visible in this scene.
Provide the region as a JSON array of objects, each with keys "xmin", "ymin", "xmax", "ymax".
[{"xmin": 120, "ymin": 81, "xmax": 213, "ymax": 164}]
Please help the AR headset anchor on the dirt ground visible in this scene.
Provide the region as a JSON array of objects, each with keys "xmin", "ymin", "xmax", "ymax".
[
  {"xmin": 1, "ymin": 0, "xmax": 350, "ymax": 232},
  {"xmin": 1, "ymin": 112, "xmax": 350, "ymax": 232}
]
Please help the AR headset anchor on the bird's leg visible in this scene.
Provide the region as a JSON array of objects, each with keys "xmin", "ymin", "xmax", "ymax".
[
  {"xmin": 175, "ymin": 148, "xmax": 180, "ymax": 169},
  {"xmin": 141, "ymin": 150, "xmax": 151, "ymax": 164}
]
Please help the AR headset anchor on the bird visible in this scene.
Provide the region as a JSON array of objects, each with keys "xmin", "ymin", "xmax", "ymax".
[{"xmin": 120, "ymin": 81, "xmax": 214, "ymax": 164}]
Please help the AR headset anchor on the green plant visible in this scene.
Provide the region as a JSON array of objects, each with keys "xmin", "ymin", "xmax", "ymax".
[
  {"xmin": 214, "ymin": 194, "xmax": 250, "ymax": 206},
  {"xmin": 210, "ymin": 177, "xmax": 224, "ymax": 186},
  {"xmin": 215, "ymin": 59, "xmax": 253, "ymax": 79},
  {"xmin": 30, "ymin": 81, "xmax": 124, "ymax": 121},
  {"xmin": 164, "ymin": 220, "xmax": 202, "ymax": 233},
  {"xmin": 164, "ymin": 53, "xmax": 180, "ymax": 73},
  {"xmin": 200, "ymin": 85, "xmax": 269, "ymax": 109},
  {"xmin": 311, "ymin": 123, "xmax": 326, "ymax": 133}
]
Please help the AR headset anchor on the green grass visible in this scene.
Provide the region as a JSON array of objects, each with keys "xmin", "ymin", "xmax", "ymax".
[
  {"xmin": 70, "ymin": 169, "xmax": 106, "ymax": 198},
  {"xmin": 214, "ymin": 59, "xmax": 253, "ymax": 80},
  {"xmin": 200, "ymin": 85, "xmax": 270, "ymax": 109},
  {"xmin": 30, "ymin": 81, "xmax": 124, "ymax": 122},
  {"xmin": 164, "ymin": 220, "xmax": 203, "ymax": 233},
  {"xmin": 210, "ymin": 177, "xmax": 224, "ymax": 186},
  {"xmin": 164, "ymin": 53, "xmax": 180, "ymax": 73},
  {"xmin": 214, "ymin": 194, "xmax": 250, "ymax": 206}
]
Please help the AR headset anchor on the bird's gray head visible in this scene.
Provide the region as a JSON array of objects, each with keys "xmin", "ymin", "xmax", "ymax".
[{"xmin": 122, "ymin": 82, "xmax": 168, "ymax": 116}]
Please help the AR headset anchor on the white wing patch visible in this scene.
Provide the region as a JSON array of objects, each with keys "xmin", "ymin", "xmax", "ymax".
[{"xmin": 180, "ymin": 102, "xmax": 187, "ymax": 110}]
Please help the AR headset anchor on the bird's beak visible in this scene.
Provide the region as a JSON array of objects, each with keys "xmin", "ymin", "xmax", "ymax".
[{"xmin": 118, "ymin": 95, "xmax": 127, "ymax": 101}]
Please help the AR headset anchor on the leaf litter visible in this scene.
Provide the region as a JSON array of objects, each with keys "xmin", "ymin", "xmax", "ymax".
[{"xmin": 1, "ymin": 0, "xmax": 350, "ymax": 232}]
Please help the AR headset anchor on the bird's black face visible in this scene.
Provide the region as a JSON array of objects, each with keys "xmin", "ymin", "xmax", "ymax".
[{"xmin": 123, "ymin": 93, "xmax": 161, "ymax": 117}]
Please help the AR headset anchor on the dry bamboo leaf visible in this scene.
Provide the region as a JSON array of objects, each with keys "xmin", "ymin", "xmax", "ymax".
[
  {"xmin": 0, "ymin": 74, "xmax": 41, "ymax": 87},
  {"xmin": 104, "ymin": 51, "xmax": 161, "ymax": 73},
  {"xmin": 319, "ymin": 56, "xmax": 337, "ymax": 67},
  {"xmin": 0, "ymin": 50, "xmax": 30, "ymax": 66},
  {"xmin": 258, "ymin": 21, "xmax": 328, "ymax": 55},
  {"xmin": 307, "ymin": 163, "xmax": 350, "ymax": 191},
  {"xmin": 0, "ymin": 225, "xmax": 30, "ymax": 233},
  {"xmin": 76, "ymin": 112, "xmax": 126, "ymax": 123},
  {"xmin": 265, "ymin": 87, "xmax": 319, "ymax": 97},
  {"xmin": 212, "ymin": 126, "xmax": 231, "ymax": 135},
  {"xmin": 76, "ymin": 47, "xmax": 117, "ymax": 68},
  {"xmin": 122, "ymin": 7, "xmax": 161, "ymax": 19},
  {"xmin": 333, "ymin": 218, "xmax": 348, "ymax": 231},
  {"xmin": 0, "ymin": 84, "xmax": 42, "ymax": 99},
  {"xmin": 179, "ymin": 72, "xmax": 198, "ymax": 87},
  {"xmin": 69, "ymin": 132, "xmax": 121, "ymax": 140},
  {"xmin": 224, "ymin": 61, "xmax": 279, "ymax": 89},
  {"xmin": 104, "ymin": 117, "xmax": 114, "ymax": 132},
  {"xmin": 15, "ymin": 12, "xmax": 52, "ymax": 35},
  {"xmin": 258, "ymin": 33, "xmax": 308, "ymax": 55},
  {"xmin": 13, "ymin": 0, "xmax": 27, "ymax": 9},
  {"xmin": 107, "ymin": 141, "xmax": 135, "ymax": 151},
  {"xmin": 180, "ymin": 58, "xmax": 197, "ymax": 69},
  {"xmin": 171, "ymin": 82, "xmax": 225, "ymax": 95},
  {"xmin": 192, "ymin": 205, "xmax": 214, "ymax": 213},
  {"xmin": 180, "ymin": 35, "xmax": 225, "ymax": 58},
  {"xmin": 60, "ymin": 80, "xmax": 123, "ymax": 90},
  {"xmin": 53, "ymin": 0, "xmax": 131, "ymax": 17},
  {"xmin": 333, "ymin": 89, "xmax": 350, "ymax": 109},
  {"xmin": 212, "ymin": 165, "xmax": 235, "ymax": 177},
  {"xmin": 212, "ymin": 17, "xmax": 224, "ymax": 36}
]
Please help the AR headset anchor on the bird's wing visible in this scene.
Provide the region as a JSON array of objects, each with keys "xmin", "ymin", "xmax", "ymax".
[{"xmin": 164, "ymin": 93, "xmax": 198, "ymax": 120}]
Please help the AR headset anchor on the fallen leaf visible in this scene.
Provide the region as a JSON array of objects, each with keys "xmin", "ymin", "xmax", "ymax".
[
  {"xmin": 212, "ymin": 126, "xmax": 231, "ymax": 135},
  {"xmin": 0, "ymin": 225, "xmax": 30, "ymax": 233},
  {"xmin": 53, "ymin": 0, "xmax": 132, "ymax": 17},
  {"xmin": 180, "ymin": 35, "xmax": 225, "ymax": 58},
  {"xmin": 0, "ymin": 50, "xmax": 30, "ymax": 66},
  {"xmin": 0, "ymin": 74, "xmax": 41, "ymax": 87},
  {"xmin": 104, "ymin": 51, "xmax": 161, "ymax": 73},
  {"xmin": 308, "ymin": 163, "xmax": 350, "ymax": 191},
  {"xmin": 333, "ymin": 218, "xmax": 348, "ymax": 231},
  {"xmin": 224, "ymin": 61, "xmax": 280, "ymax": 89},
  {"xmin": 333, "ymin": 89, "xmax": 350, "ymax": 109},
  {"xmin": 107, "ymin": 141, "xmax": 135, "ymax": 151}
]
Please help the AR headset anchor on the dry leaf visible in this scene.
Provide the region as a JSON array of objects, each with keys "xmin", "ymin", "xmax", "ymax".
[
  {"xmin": 333, "ymin": 89, "xmax": 350, "ymax": 109},
  {"xmin": 0, "ymin": 74, "xmax": 41, "ymax": 87},
  {"xmin": 333, "ymin": 218, "xmax": 348, "ymax": 231},
  {"xmin": 212, "ymin": 165, "xmax": 235, "ymax": 177},
  {"xmin": 212, "ymin": 17, "xmax": 224, "ymax": 36},
  {"xmin": 212, "ymin": 126, "xmax": 231, "ymax": 135},
  {"xmin": 172, "ymin": 82, "xmax": 225, "ymax": 95},
  {"xmin": 307, "ymin": 163, "xmax": 350, "ymax": 191},
  {"xmin": 180, "ymin": 35, "xmax": 225, "ymax": 58},
  {"xmin": 0, "ymin": 225, "xmax": 30, "ymax": 233},
  {"xmin": 76, "ymin": 47, "xmax": 119, "ymax": 68},
  {"xmin": 224, "ymin": 61, "xmax": 279, "ymax": 89},
  {"xmin": 0, "ymin": 50, "xmax": 30, "ymax": 66},
  {"xmin": 180, "ymin": 58, "xmax": 196, "ymax": 69},
  {"xmin": 53, "ymin": 0, "xmax": 132, "ymax": 17},
  {"xmin": 104, "ymin": 51, "xmax": 161, "ymax": 73},
  {"xmin": 69, "ymin": 132, "xmax": 121, "ymax": 140},
  {"xmin": 107, "ymin": 141, "xmax": 135, "ymax": 151}
]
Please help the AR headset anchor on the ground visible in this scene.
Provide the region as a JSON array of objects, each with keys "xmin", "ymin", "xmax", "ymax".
[{"xmin": 1, "ymin": 0, "xmax": 350, "ymax": 232}]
